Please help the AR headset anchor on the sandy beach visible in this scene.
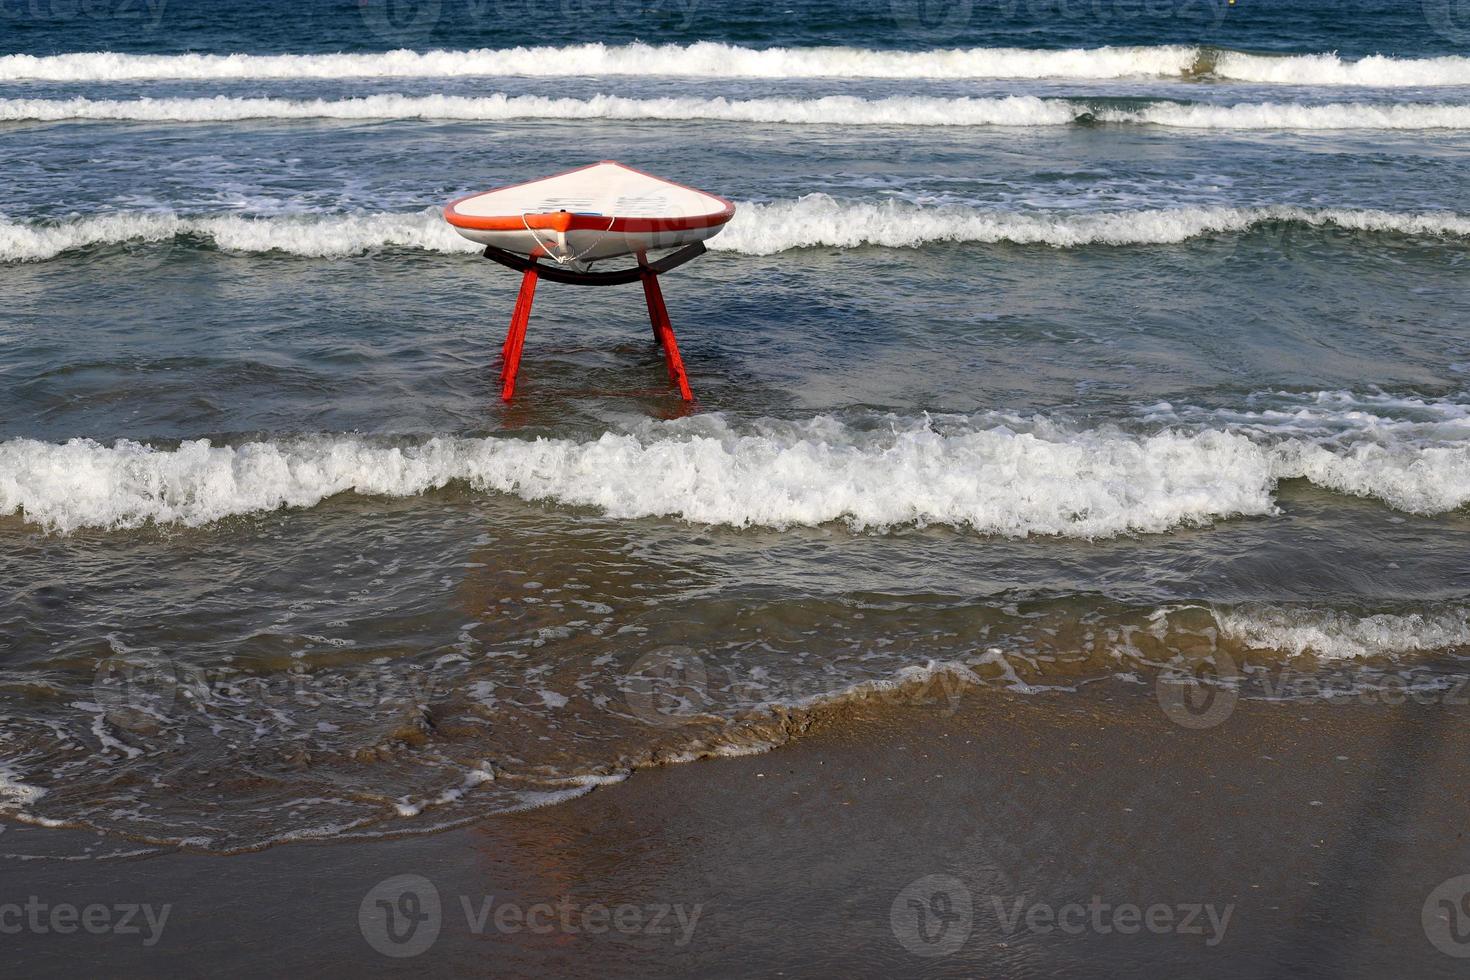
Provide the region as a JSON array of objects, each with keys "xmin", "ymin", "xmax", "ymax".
[{"xmin": 6, "ymin": 678, "xmax": 1468, "ymax": 977}]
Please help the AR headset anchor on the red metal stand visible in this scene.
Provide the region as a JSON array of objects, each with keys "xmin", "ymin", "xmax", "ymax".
[
  {"xmin": 640, "ymin": 269, "xmax": 693, "ymax": 401},
  {"xmin": 481, "ymin": 242, "xmax": 707, "ymax": 403},
  {"xmin": 500, "ymin": 266, "xmax": 538, "ymax": 401}
]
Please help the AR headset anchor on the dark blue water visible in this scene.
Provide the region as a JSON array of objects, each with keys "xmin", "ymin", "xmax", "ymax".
[{"xmin": 2, "ymin": 0, "xmax": 1465, "ymax": 58}]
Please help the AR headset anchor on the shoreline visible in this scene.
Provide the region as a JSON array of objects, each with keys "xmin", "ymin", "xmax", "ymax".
[{"xmin": 3, "ymin": 678, "xmax": 1468, "ymax": 977}]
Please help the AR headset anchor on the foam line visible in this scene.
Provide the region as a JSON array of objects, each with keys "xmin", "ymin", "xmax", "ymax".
[
  {"xmin": 3, "ymin": 44, "xmax": 1469, "ymax": 86},
  {"xmin": 3, "ymin": 409, "xmax": 1467, "ymax": 534},
  {"xmin": 4, "ymin": 200, "xmax": 1468, "ymax": 263},
  {"xmin": 10, "ymin": 93, "xmax": 1470, "ymax": 130}
]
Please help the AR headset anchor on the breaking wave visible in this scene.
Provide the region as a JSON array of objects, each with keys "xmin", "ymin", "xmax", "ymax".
[
  {"xmin": 1210, "ymin": 48, "xmax": 1470, "ymax": 87},
  {"xmin": 3, "ymin": 93, "xmax": 1080, "ymax": 125},
  {"xmin": 0, "ymin": 209, "xmax": 468, "ymax": 262},
  {"xmin": 10, "ymin": 93, "xmax": 1470, "ymax": 130},
  {"xmin": 1113, "ymin": 99, "xmax": 1470, "ymax": 130},
  {"xmin": 2, "ymin": 405, "xmax": 1468, "ymax": 534},
  {"xmin": 714, "ymin": 199, "xmax": 1470, "ymax": 254},
  {"xmin": 1216, "ymin": 605, "xmax": 1470, "ymax": 661},
  {"xmin": 3, "ymin": 43, "xmax": 1470, "ymax": 86},
  {"xmin": 0, "ymin": 43, "xmax": 1204, "ymax": 82},
  {"xmin": 4, "ymin": 200, "xmax": 1469, "ymax": 263}
]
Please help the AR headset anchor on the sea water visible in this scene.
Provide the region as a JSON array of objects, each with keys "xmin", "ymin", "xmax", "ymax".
[{"xmin": 1, "ymin": 0, "xmax": 1468, "ymax": 851}]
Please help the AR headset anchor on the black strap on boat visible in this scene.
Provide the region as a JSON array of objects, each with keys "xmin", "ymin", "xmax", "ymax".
[{"xmin": 479, "ymin": 242, "xmax": 708, "ymax": 286}]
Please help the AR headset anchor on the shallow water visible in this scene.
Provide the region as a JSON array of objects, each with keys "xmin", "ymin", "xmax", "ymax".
[{"xmin": 1, "ymin": 0, "xmax": 1469, "ymax": 852}]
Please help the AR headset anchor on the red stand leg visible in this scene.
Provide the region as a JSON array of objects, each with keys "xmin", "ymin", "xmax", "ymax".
[
  {"xmin": 641, "ymin": 271, "xmax": 693, "ymax": 402},
  {"xmin": 640, "ymin": 271, "xmax": 669, "ymax": 369},
  {"xmin": 638, "ymin": 254, "xmax": 664, "ymax": 349},
  {"xmin": 501, "ymin": 290, "xmax": 522, "ymax": 367},
  {"xmin": 501, "ymin": 267, "xmax": 538, "ymax": 401}
]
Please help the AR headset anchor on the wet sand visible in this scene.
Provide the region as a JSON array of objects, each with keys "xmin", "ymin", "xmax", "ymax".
[{"xmin": 6, "ymin": 679, "xmax": 1469, "ymax": 978}]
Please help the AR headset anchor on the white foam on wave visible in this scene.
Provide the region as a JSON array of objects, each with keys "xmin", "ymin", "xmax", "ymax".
[
  {"xmin": 2, "ymin": 410, "xmax": 1467, "ymax": 535},
  {"xmin": 5, "ymin": 200, "xmax": 1469, "ymax": 264},
  {"xmin": 0, "ymin": 209, "xmax": 474, "ymax": 262},
  {"xmin": 11, "ymin": 93, "xmax": 1470, "ymax": 130},
  {"xmin": 716, "ymin": 198, "xmax": 1470, "ymax": 254},
  {"xmin": 1143, "ymin": 390, "xmax": 1470, "ymax": 446},
  {"xmin": 1103, "ymin": 100, "xmax": 1470, "ymax": 130},
  {"xmin": 0, "ymin": 42, "xmax": 1200, "ymax": 82},
  {"xmin": 2, "ymin": 44, "xmax": 1468, "ymax": 86},
  {"xmin": 1212, "ymin": 49, "xmax": 1470, "ymax": 88},
  {"xmin": 0, "ymin": 92, "xmax": 1079, "ymax": 126},
  {"xmin": 1217, "ymin": 606, "xmax": 1470, "ymax": 661},
  {"xmin": 1145, "ymin": 390, "xmax": 1470, "ymax": 514}
]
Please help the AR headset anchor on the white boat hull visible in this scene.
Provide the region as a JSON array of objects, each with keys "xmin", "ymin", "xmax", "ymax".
[{"xmin": 445, "ymin": 161, "xmax": 735, "ymax": 264}]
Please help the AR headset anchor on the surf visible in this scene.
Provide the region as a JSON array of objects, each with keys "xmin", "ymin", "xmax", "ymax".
[
  {"xmin": 3, "ymin": 403, "xmax": 1468, "ymax": 534},
  {"xmin": 4, "ymin": 43, "xmax": 1470, "ymax": 85},
  {"xmin": 10, "ymin": 94, "xmax": 1470, "ymax": 130},
  {"xmin": 5, "ymin": 201, "xmax": 1470, "ymax": 263}
]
